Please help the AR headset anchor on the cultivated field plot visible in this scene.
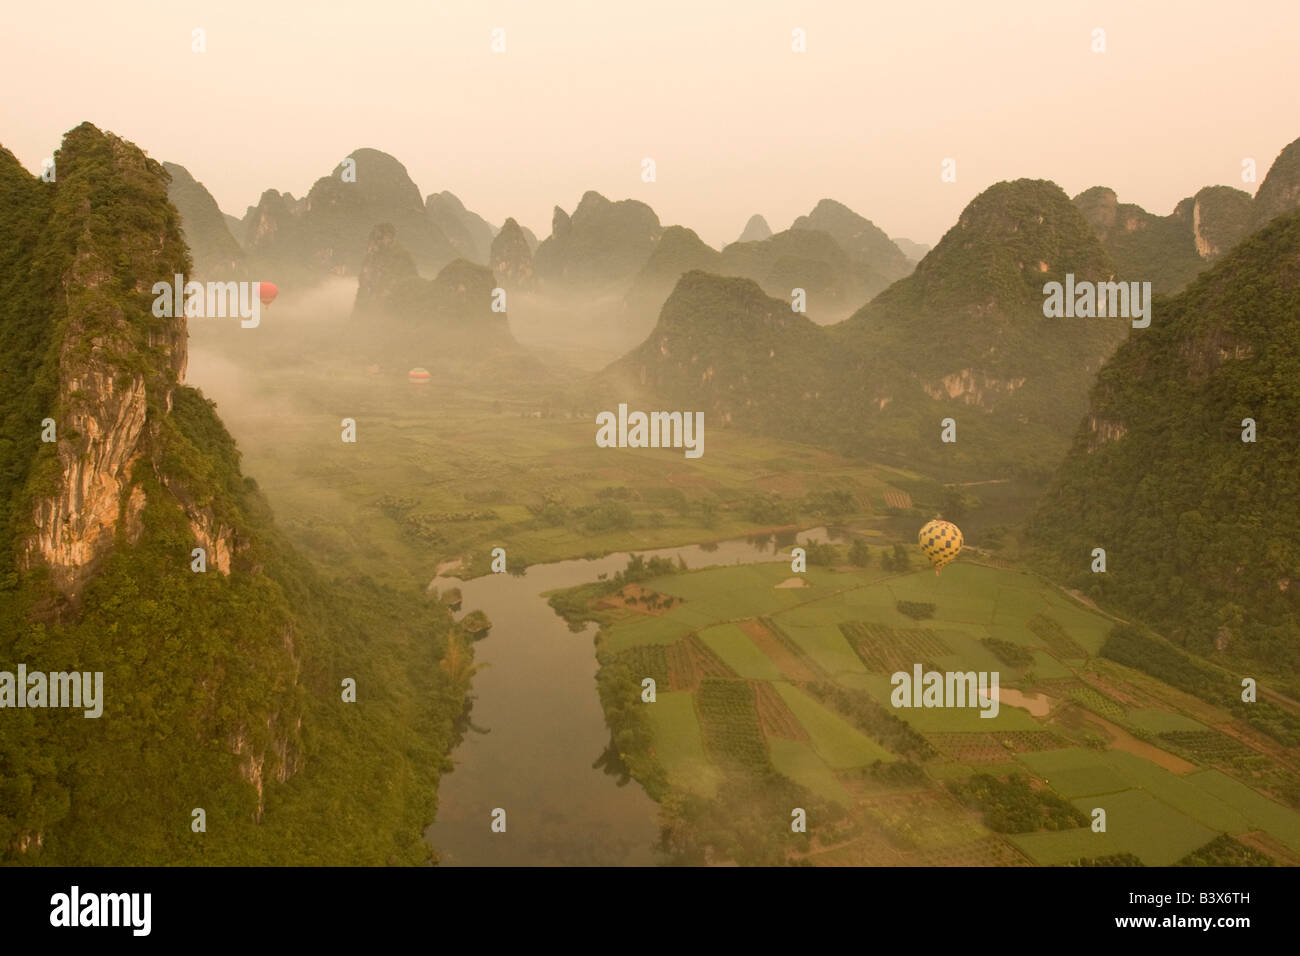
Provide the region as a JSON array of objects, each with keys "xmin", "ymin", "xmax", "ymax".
[
  {"xmin": 1011, "ymin": 789, "xmax": 1216, "ymax": 865},
  {"xmin": 589, "ymin": 556, "xmax": 1300, "ymax": 865},
  {"xmin": 211, "ymin": 364, "xmax": 926, "ymax": 589},
  {"xmin": 646, "ymin": 692, "xmax": 721, "ymax": 797}
]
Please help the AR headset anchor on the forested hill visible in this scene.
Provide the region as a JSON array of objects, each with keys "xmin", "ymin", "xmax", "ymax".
[
  {"xmin": 1072, "ymin": 134, "xmax": 1300, "ymax": 296},
  {"xmin": 831, "ymin": 178, "xmax": 1127, "ymax": 478},
  {"xmin": 605, "ymin": 179, "xmax": 1133, "ymax": 480},
  {"xmin": 1028, "ymin": 209, "xmax": 1300, "ymax": 677},
  {"xmin": 0, "ymin": 124, "xmax": 468, "ymax": 865}
]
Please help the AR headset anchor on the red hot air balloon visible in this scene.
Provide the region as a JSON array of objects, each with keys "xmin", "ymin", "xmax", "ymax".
[{"xmin": 258, "ymin": 281, "xmax": 278, "ymax": 306}]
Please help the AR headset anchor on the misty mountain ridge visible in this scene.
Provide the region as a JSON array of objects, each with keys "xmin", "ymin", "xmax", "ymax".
[
  {"xmin": 162, "ymin": 161, "xmax": 244, "ymax": 279},
  {"xmin": 603, "ymin": 178, "xmax": 1133, "ymax": 478},
  {"xmin": 534, "ymin": 190, "xmax": 663, "ymax": 291}
]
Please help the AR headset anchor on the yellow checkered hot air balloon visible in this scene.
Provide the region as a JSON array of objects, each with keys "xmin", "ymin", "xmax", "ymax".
[{"xmin": 918, "ymin": 518, "xmax": 963, "ymax": 574}]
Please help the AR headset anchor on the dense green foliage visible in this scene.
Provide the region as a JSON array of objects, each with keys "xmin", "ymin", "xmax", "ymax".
[
  {"xmin": 982, "ymin": 636, "xmax": 1034, "ymax": 667},
  {"xmin": 1072, "ymin": 138, "xmax": 1300, "ymax": 298},
  {"xmin": 880, "ymin": 544, "xmax": 912, "ymax": 572},
  {"xmin": 896, "ymin": 600, "xmax": 935, "ymax": 620},
  {"xmin": 547, "ymin": 553, "xmax": 683, "ymax": 629},
  {"xmin": 1065, "ymin": 853, "xmax": 1144, "ymax": 867},
  {"xmin": 0, "ymin": 146, "xmax": 58, "ymax": 588},
  {"xmin": 948, "ymin": 773, "xmax": 1088, "ymax": 833},
  {"xmin": 1174, "ymin": 834, "xmax": 1275, "ymax": 867},
  {"xmin": 0, "ymin": 126, "xmax": 466, "ymax": 864},
  {"xmin": 1072, "ymin": 186, "xmax": 1207, "ymax": 295},
  {"xmin": 833, "ymin": 179, "xmax": 1126, "ymax": 478},
  {"xmin": 1099, "ymin": 624, "xmax": 1300, "ymax": 745},
  {"xmin": 1029, "ymin": 212, "xmax": 1300, "ymax": 683}
]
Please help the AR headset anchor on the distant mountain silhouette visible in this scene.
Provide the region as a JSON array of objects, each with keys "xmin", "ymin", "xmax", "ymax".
[
  {"xmin": 534, "ymin": 191, "xmax": 662, "ymax": 291},
  {"xmin": 163, "ymin": 161, "xmax": 243, "ymax": 278},
  {"xmin": 737, "ymin": 214, "xmax": 772, "ymax": 243},
  {"xmin": 623, "ymin": 225, "xmax": 721, "ymax": 317},
  {"xmin": 426, "ymin": 190, "xmax": 496, "ymax": 265},
  {"xmin": 241, "ymin": 148, "xmax": 456, "ymax": 282},
  {"xmin": 490, "ymin": 217, "xmax": 537, "ymax": 291},
  {"xmin": 791, "ymin": 198, "xmax": 912, "ymax": 285}
]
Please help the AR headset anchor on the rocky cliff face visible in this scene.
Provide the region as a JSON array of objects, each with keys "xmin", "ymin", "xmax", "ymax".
[
  {"xmin": 1073, "ymin": 135, "xmax": 1300, "ymax": 295},
  {"xmin": 241, "ymin": 188, "xmax": 306, "ymax": 273},
  {"xmin": 1, "ymin": 124, "xmax": 304, "ymax": 851},
  {"xmin": 1190, "ymin": 186, "xmax": 1253, "ymax": 260},
  {"xmin": 20, "ymin": 127, "xmax": 201, "ymax": 600}
]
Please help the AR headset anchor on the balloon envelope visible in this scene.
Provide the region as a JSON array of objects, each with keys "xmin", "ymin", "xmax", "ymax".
[
  {"xmin": 408, "ymin": 367, "xmax": 431, "ymax": 384},
  {"xmin": 258, "ymin": 281, "xmax": 278, "ymax": 305},
  {"xmin": 918, "ymin": 519, "xmax": 963, "ymax": 572}
]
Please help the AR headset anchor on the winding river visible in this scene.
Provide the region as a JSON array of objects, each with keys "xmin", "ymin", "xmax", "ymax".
[{"xmin": 425, "ymin": 527, "xmax": 840, "ymax": 865}]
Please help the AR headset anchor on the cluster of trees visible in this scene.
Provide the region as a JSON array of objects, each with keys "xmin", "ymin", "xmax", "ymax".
[
  {"xmin": 982, "ymin": 636, "xmax": 1034, "ymax": 667},
  {"xmin": 879, "ymin": 543, "xmax": 912, "ymax": 571},
  {"xmin": 1066, "ymin": 853, "xmax": 1144, "ymax": 867},
  {"xmin": 593, "ymin": 655, "xmax": 668, "ymax": 801},
  {"xmin": 802, "ymin": 539, "xmax": 840, "ymax": 566},
  {"xmin": 897, "ymin": 601, "xmax": 936, "ymax": 621},
  {"xmin": 948, "ymin": 773, "xmax": 1087, "ymax": 834},
  {"xmin": 803, "ymin": 681, "xmax": 935, "ymax": 760},
  {"xmin": 1174, "ymin": 834, "xmax": 1274, "ymax": 867},
  {"xmin": 1102, "ymin": 623, "xmax": 1300, "ymax": 746}
]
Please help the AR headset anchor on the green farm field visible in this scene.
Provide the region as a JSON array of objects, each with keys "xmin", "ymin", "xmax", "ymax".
[
  {"xmin": 582, "ymin": 555, "xmax": 1300, "ymax": 865},
  {"xmin": 189, "ymin": 347, "xmax": 934, "ymax": 592}
]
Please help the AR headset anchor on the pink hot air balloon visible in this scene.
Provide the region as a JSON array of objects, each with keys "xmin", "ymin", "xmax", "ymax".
[{"xmin": 258, "ymin": 281, "xmax": 278, "ymax": 306}]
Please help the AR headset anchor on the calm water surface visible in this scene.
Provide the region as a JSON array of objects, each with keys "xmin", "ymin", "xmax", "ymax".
[{"xmin": 426, "ymin": 527, "xmax": 840, "ymax": 865}]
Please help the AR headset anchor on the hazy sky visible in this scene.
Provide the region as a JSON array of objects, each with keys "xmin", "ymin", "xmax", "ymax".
[{"xmin": 3, "ymin": 1, "xmax": 1297, "ymax": 248}]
